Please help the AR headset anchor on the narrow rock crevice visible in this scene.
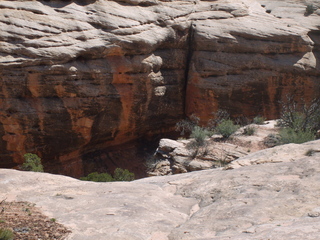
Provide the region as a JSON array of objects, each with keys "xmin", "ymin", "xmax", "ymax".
[{"xmin": 182, "ymin": 22, "xmax": 196, "ymax": 116}]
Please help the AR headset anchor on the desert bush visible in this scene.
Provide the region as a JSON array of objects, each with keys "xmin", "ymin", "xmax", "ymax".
[
  {"xmin": 81, "ymin": 168, "xmax": 135, "ymax": 182},
  {"xmin": 21, "ymin": 153, "xmax": 44, "ymax": 172},
  {"xmin": 175, "ymin": 114, "xmax": 200, "ymax": 135},
  {"xmin": 0, "ymin": 228, "xmax": 14, "ymax": 240},
  {"xmin": 80, "ymin": 172, "xmax": 114, "ymax": 182},
  {"xmin": 279, "ymin": 128, "xmax": 315, "ymax": 144},
  {"xmin": 145, "ymin": 155, "xmax": 161, "ymax": 171},
  {"xmin": 276, "ymin": 96, "xmax": 320, "ymax": 144},
  {"xmin": 235, "ymin": 116, "xmax": 251, "ymax": 126},
  {"xmin": 190, "ymin": 126, "xmax": 211, "ymax": 147},
  {"xmin": 253, "ymin": 116, "xmax": 266, "ymax": 125},
  {"xmin": 208, "ymin": 109, "xmax": 230, "ymax": 128},
  {"xmin": 215, "ymin": 119, "xmax": 239, "ymax": 138},
  {"xmin": 305, "ymin": 4, "xmax": 315, "ymax": 16},
  {"xmin": 263, "ymin": 133, "xmax": 281, "ymax": 147},
  {"xmin": 113, "ymin": 168, "xmax": 135, "ymax": 181},
  {"xmin": 243, "ymin": 126, "xmax": 256, "ymax": 136},
  {"xmin": 278, "ymin": 96, "xmax": 320, "ymax": 132}
]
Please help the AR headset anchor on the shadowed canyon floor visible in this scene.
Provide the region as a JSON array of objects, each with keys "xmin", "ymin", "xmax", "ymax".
[{"xmin": 1, "ymin": 139, "xmax": 320, "ymax": 239}]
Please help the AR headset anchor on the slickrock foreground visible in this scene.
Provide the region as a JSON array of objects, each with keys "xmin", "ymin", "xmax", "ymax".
[{"xmin": 1, "ymin": 140, "xmax": 320, "ymax": 239}]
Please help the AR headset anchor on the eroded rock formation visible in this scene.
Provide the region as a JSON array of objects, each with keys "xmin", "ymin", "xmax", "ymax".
[
  {"xmin": 0, "ymin": 0, "xmax": 319, "ymax": 176},
  {"xmin": 147, "ymin": 120, "xmax": 280, "ymax": 176}
]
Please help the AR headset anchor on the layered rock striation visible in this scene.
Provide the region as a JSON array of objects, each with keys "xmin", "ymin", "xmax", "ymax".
[
  {"xmin": 0, "ymin": 0, "xmax": 319, "ymax": 176},
  {"xmin": 186, "ymin": 0, "xmax": 320, "ymax": 122}
]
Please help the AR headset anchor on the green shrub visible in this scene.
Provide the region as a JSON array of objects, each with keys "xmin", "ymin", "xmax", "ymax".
[
  {"xmin": 305, "ymin": 4, "xmax": 315, "ymax": 16},
  {"xmin": 175, "ymin": 114, "xmax": 200, "ymax": 135},
  {"xmin": 215, "ymin": 119, "xmax": 239, "ymax": 138},
  {"xmin": 208, "ymin": 109, "xmax": 230, "ymax": 128},
  {"xmin": 80, "ymin": 168, "xmax": 135, "ymax": 182},
  {"xmin": 21, "ymin": 153, "xmax": 44, "ymax": 172},
  {"xmin": 253, "ymin": 116, "xmax": 265, "ymax": 125},
  {"xmin": 279, "ymin": 128, "xmax": 315, "ymax": 144},
  {"xmin": 80, "ymin": 172, "xmax": 114, "ymax": 182},
  {"xmin": 145, "ymin": 156, "xmax": 161, "ymax": 171},
  {"xmin": 263, "ymin": 133, "xmax": 281, "ymax": 147},
  {"xmin": 243, "ymin": 126, "xmax": 256, "ymax": 136},
  {"xmin": 190, "ymin": 126, "xmax": 211, "ymax": 146},
  {"xmin": 276, "ymin": 96, "xmax": 320, "ymax": 144},
  {"xmin": 279, "ymin": 96, "xmax": 320, "ymax": 132},
  {"xmin": 113, "ymin": 168, "xmax": 135, "ymax": 181},
  {"xmin": 0, "ymin": 228, "xmax": 14, "ymax": 240}
]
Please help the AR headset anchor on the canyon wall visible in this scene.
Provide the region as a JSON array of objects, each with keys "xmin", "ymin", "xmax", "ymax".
[
  {"xmin": 186, "ymin": 0, "xmax": 320, "ymax": 122},
  {"xmin": 0, "ymin": 0, "xmax": 319, "ymax": 177}
]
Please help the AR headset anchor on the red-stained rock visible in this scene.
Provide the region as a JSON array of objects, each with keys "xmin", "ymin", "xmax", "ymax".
[{"xmin": 0, "ymin": 0, "xmax": 319, "ymax": 177}]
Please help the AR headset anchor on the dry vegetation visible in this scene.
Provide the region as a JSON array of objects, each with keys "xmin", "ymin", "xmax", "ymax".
[{"xmin": 0, "ymin": 200, "xmax": 70, "ymax": 240}]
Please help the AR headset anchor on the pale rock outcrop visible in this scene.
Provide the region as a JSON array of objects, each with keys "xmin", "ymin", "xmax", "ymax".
[
  {"xmin": 228, "ymin": 139, "xmax": 320, "ymax": 169},
  {"xmin": 149, "ymin": 120, "xmax": 279, "ymax": 176},
  {"xmin": 0, "ymin": 0, "xmax": 319, "ymax": 175},
  {"xmin": 2, "ymin": 139, "xmax": 320, "ymax": 239}
]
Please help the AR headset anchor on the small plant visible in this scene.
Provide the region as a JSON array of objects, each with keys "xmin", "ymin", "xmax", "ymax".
[
  {"xmin": 305, "ymin": 149, "xmax": 316, "ymax": 156},
  {"xmin": 145, "ymin": 156, "xmax": 162, "ymax": 171},
  {"xmin": 0, "ymin": 220, "xmax": 5, "ymax": 223},
  {"xmin": 243, "ymin": 126, "xmax": 256, "ymax": 136},
  {"xmin": 113, "ymin": 168, "xmax": 135, "ymax": 181},
  {"xmin": 50, "ymin": 218, "xmax": 56, "ymax": 222},
  {"xmin": 279, "ymin": 128, "xmax": 315, "ymax": 144},
  {"xmin": 175, "ymin": 114, "xmax": 200, "ymax": 135},
  {"xmin": 21, "ymin": 153, "xmax": 44, "ymax": 172},
  {"xmin": 0, "ymin": 228, "xmax": 14, "ymax": 240},
  {"xmin": 208, "ymin": 109, "xmax": 230, "ymax": 128},
  {"xmin": 263, "ymin": 133, "xmax": 281, "ymax": 147},
  {"xmin": 80, "ymin": 172, "xmax": 114, "ymax": 182},
  {"xmin": 215, "ymin": 119, "xmax": 239, "ymax": 138},
  {"xmin": 305, "ymin": 4, "xmax": 315, "ymax": 16},
  {"xmin": 23, "ymin": 208, "xmax": 30, "ymax": 213},
  {"xmin": 214, "ymin": 146, "xmax": 231, "ymax": 167},
  {"xmin": 190, "ymin": 126, "xmax": 211, "ymax": 147},
  {"xmin": 253, "ymin": 116, "xmax": 265, "ymax": 125},
  {"xmin": 235, "ymin": 116, "xmax": 251, "ymax": 126}
]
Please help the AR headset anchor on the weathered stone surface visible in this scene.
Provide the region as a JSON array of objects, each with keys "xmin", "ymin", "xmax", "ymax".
[
  {"xmin": 228, "ymin": 139, "xmax": 320, "ymax": 169},
  {"xmin": 0, "ymin": 0, "xmax": 319, "ymax": 175},
  {"xmin": 2, "ymin": 139, "xmax": 320, "ymax": 239}
]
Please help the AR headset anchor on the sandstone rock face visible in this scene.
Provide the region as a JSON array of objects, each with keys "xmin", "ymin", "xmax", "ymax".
[
  {"xmin": 0, "ymin": 0, "xmax": 188, "ymax": 175},
  {"xmin": 0, "ymin": 0, "xmax": 319, "ymax": 175},
  {"xmin": 2, "ymin": 139, "xmax": 320, "ymax": 239},
  {"xmin": 186, "ymin": 0, "xmax": 320, "ymax": 123}
]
